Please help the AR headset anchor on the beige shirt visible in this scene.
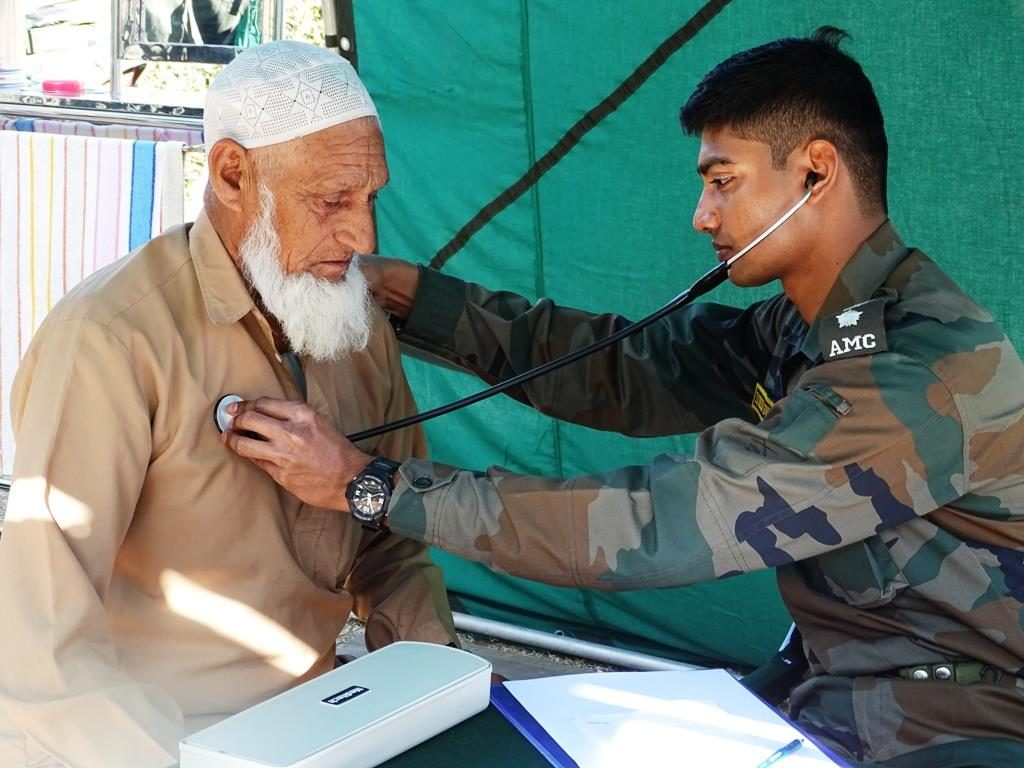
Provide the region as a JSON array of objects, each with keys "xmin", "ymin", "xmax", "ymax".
[{"xmin": 0, "ymin": 212, "xmax": 456, "ymax": 768}]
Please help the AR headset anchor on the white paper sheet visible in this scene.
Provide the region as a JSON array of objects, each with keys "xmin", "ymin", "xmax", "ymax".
[{"xmin": 503, "ymin": 669, "xmax": 844, "ymax": 767}]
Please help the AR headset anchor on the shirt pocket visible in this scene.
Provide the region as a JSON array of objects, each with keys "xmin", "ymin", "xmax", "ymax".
[{"xmin": 710, "ymin": 383, "xmax": 847, "ymax": 477}]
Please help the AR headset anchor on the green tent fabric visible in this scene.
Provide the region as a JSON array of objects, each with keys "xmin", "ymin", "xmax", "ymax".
[{"xmin": 352, "ymin": 1, "xmax": 1024, "ymax": 668}]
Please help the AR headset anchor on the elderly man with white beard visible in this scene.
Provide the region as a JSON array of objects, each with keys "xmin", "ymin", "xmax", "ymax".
[{"xmin": 0, "ymin": 41, "xmax": 458, "ymax": 768}]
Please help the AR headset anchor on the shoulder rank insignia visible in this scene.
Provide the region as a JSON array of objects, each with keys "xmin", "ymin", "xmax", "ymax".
[{"xmin": 819, "ymin": 298, "xmax": 888, "ymax": 362}]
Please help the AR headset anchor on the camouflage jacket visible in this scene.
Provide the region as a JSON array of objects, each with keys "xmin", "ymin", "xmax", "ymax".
[{"xmin": 387, "ymin": 221, "xmax": 1024, "ymax": 763}]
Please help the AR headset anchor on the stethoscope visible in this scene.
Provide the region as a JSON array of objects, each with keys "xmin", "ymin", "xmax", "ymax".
[{"xmin": 215, "ymin": 177, "xmax": 816, "ymax": 440}]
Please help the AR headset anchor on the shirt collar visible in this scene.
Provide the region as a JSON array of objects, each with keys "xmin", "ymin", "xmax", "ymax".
[
  {"xmin": 800, "ymin": 219, "xmax": 909, "ymax": 359},
  {"xmin": 189, "ymin": 209, "xmax": 256, "ymax": 326}
]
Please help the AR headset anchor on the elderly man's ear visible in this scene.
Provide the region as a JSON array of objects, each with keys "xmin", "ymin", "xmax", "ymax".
[{"xmin": 207, "ymin": 140, "xmax": 252, "ymax": 213}]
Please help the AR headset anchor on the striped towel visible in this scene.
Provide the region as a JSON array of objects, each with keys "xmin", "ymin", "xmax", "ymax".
[
  {"xmin": 0, "ymin": 116, "xmax": 204, "ymax": 146},
  {"xmin": 0, "ymin": 130, "xmax": 186, "ymax": 473}
]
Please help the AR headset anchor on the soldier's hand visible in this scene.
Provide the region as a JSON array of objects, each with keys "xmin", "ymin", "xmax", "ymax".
[
  {"xmin": 360, "ymin": 255, "xmax": 420, "ymax": 320},
  {"xmin": 221, "ymin": 397, "xmax": 372, "ymax": 512}
]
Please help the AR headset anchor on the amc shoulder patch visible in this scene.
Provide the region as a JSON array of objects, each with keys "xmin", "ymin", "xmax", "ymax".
[{"xmin": 819, "ymin": 298, "xmax": 888, "ymax": 362}]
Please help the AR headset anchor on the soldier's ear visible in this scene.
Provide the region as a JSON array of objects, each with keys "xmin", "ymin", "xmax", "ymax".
[{"xmin": 802, "ymin": 139, "xmax": 838, "ymax": 201}]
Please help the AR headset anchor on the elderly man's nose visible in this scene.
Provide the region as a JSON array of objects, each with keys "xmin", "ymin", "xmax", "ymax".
[
  {"xmin": 343, "ymin": 208, "xmax": 377, "ymax": 253},
  {"xmin": 692, "ymin": 191, "xmax": 719, "ymax": 233}
]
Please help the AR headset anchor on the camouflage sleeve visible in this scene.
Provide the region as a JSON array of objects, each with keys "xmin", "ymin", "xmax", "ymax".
[
  {"xmin": 386, "ymin": 350, "xmax": 965, "ymax": 589},
  {"xmin": 400, "ymin": 266, "xmax": 786, "ymax": 435}
]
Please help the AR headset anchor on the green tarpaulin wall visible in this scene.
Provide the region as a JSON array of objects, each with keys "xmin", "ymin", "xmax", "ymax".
[{"xmin": 351, "ymin": 1, "xmax": 1024, "ymax": 669}]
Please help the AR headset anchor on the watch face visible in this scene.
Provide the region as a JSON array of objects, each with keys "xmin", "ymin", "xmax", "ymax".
[{"xmin": 351, "ymin": 475, "xmax": 388, "ymax": 520}]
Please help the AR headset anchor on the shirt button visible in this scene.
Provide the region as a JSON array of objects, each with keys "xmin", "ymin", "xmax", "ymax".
[{"xmin": 413, "ymin": 477, "xmax": 433, "ymax": 489}]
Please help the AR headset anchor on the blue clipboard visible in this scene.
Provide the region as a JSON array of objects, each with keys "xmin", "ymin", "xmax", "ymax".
[{"xmin": 490, "ymin": 684, "xmax": 579, "ymax": 768}]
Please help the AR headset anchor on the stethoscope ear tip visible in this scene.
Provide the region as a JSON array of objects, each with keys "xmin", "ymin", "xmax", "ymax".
[{"xmin": 214, "ymin": 394, "xmax": 244, "ymax": 433}]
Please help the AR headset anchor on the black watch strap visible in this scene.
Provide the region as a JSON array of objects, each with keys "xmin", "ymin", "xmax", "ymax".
[
  {"xmin": 346, "ymin": 458, "xmax": 402, "ymax": 531},
  {"xmin": 367, "ymin": 457, "xmax": 401, "ymax": 484}
]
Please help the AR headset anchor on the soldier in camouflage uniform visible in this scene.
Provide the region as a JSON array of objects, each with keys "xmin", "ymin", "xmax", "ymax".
[{"xmin": 224, "ymin": 28, "xmax": 1024, "ymax": 766}]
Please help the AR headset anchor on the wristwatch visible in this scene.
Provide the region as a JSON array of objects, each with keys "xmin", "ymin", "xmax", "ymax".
[{"xmin": 345, "ymin": 457, "xmax": 402, "ymax": 530}]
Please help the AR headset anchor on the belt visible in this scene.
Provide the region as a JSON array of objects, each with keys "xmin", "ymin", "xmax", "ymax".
[{"xmin": 895, "ymin": 661, "xmax": 1021, "ymax": 688}]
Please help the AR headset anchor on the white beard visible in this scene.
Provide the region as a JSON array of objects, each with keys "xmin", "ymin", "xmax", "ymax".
[{"xmin": 238, "ymin": 183, "xmax": 373, "ymax": 362}]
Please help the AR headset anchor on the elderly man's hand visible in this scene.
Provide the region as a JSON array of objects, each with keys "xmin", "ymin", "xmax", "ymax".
[
  {"xmin": 359, "ymin": 255, "xmax": 420, "ymax": 320},
  {"xmin": 221, "ymin": 397, "xmax": 372, "ymax": 511}
]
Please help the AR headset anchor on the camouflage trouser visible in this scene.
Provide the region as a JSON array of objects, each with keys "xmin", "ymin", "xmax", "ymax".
[{"xmin": 789, "ymin": 674, "xmax": 1024, "ymax": 765}]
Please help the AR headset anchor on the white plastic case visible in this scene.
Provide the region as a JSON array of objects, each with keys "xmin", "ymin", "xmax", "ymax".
[{"xmin": 179, "ymin": 641, "xmax": 492, "ymax": 768}]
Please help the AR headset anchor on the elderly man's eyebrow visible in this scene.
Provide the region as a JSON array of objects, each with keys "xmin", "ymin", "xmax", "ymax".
[
  {"xmin": 697, "ymin": 156, "xmax": 733, "ymax": 176},
  {"xmin": 315, "ymin": 172, "xmax": 389, "ymax": 194}
]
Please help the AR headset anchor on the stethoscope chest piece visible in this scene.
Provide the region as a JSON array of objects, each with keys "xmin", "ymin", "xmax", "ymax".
[{"xmin": 214, "ymin": 394, "xmax": 244, "ymax": 434}]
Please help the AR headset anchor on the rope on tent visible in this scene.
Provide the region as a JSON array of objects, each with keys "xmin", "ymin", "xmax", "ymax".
[{"xmin": 429, "ymin": 0, "xmax": 734, "ymax": 271}]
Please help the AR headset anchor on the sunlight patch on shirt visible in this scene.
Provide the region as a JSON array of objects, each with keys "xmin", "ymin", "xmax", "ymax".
[
  {"xmin": 160, "ymin": 570, "xmax": 319, "ymax": 677},
  {"xmin": 7, "ymin": 476, "xmax": 94, "ymax": 538}
]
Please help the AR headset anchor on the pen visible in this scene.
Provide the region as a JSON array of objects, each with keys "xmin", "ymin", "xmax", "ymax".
[{"xmin": 755, "ymin": 738, "xmax": 804, "ymax": 768}]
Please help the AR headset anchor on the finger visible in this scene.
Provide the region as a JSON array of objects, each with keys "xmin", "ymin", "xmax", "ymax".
[
  {"xmin": 246, "ymin": 457, "xmax": 282, "ymax": 482},
  {"xmin": 222, "ymin": 430, "xmax": 284, "ymax": 465},
  {"xmin": 235, "ymin": 452, "xmax": 281, "ymax": 479},
  {"xmin": 252, "ymin": 458, "xmax": 278, "ymax": 475},
  {"xmin": 230, "ymin": 409, "xmax": 294, "ymax": 443},
  {"xmin": 230, "ymin": 396, "xmax": 307, "ymax": 420}
]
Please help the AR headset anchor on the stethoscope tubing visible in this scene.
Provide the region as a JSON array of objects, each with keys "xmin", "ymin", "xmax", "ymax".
[
  {"xmin": 214, "ymin": 186, "xmax": 813, "ymax": 443},
  {"xmin": 344, "ymin": 185, "xmax": 813, "ymax": 443}
]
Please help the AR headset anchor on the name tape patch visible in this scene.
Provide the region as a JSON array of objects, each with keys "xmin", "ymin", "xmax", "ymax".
[
  {"xmin": 751, "ymin": 382, "xmax": 775, "ymax": 422},
  {"xmin": 819, "ymin": 298, "xmax": 888, "ymax": 361},
  {"xmin": 322, "ymin": 685, "xmax": 370, "ymax": 706}
]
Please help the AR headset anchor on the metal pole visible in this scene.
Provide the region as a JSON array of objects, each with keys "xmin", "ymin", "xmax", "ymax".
[
  {"xmin": 0, "ymin": 100, "xmax": 201, "ymax": 130},
  {"xmin": 320, "ymin": 0, "xmax": 339, "ymax": 53},
  {"xmin": 273, "ymin": 0, "xmax": 284, "ymax": 43},
  {"xmin": 109, "ymin": 0, "xmax": 122, "ymax": 101},
  {"xmin": 453, "ymin": 612, "xmax": 704, "ymax": 672},
  {"xmin": 0, "ymin": 0, "xmax": 25, "ymax": 71}
]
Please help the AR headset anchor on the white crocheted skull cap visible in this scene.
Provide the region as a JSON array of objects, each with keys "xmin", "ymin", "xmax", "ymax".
[{"xmin": 203, "ymin": 40, "xmax": 378, "ymax": 153}]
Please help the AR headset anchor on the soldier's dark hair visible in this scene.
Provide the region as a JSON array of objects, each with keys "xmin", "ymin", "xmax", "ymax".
[{"xmin": 680, "ymin": 27, "xmax": 888, "ymax": 214}]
